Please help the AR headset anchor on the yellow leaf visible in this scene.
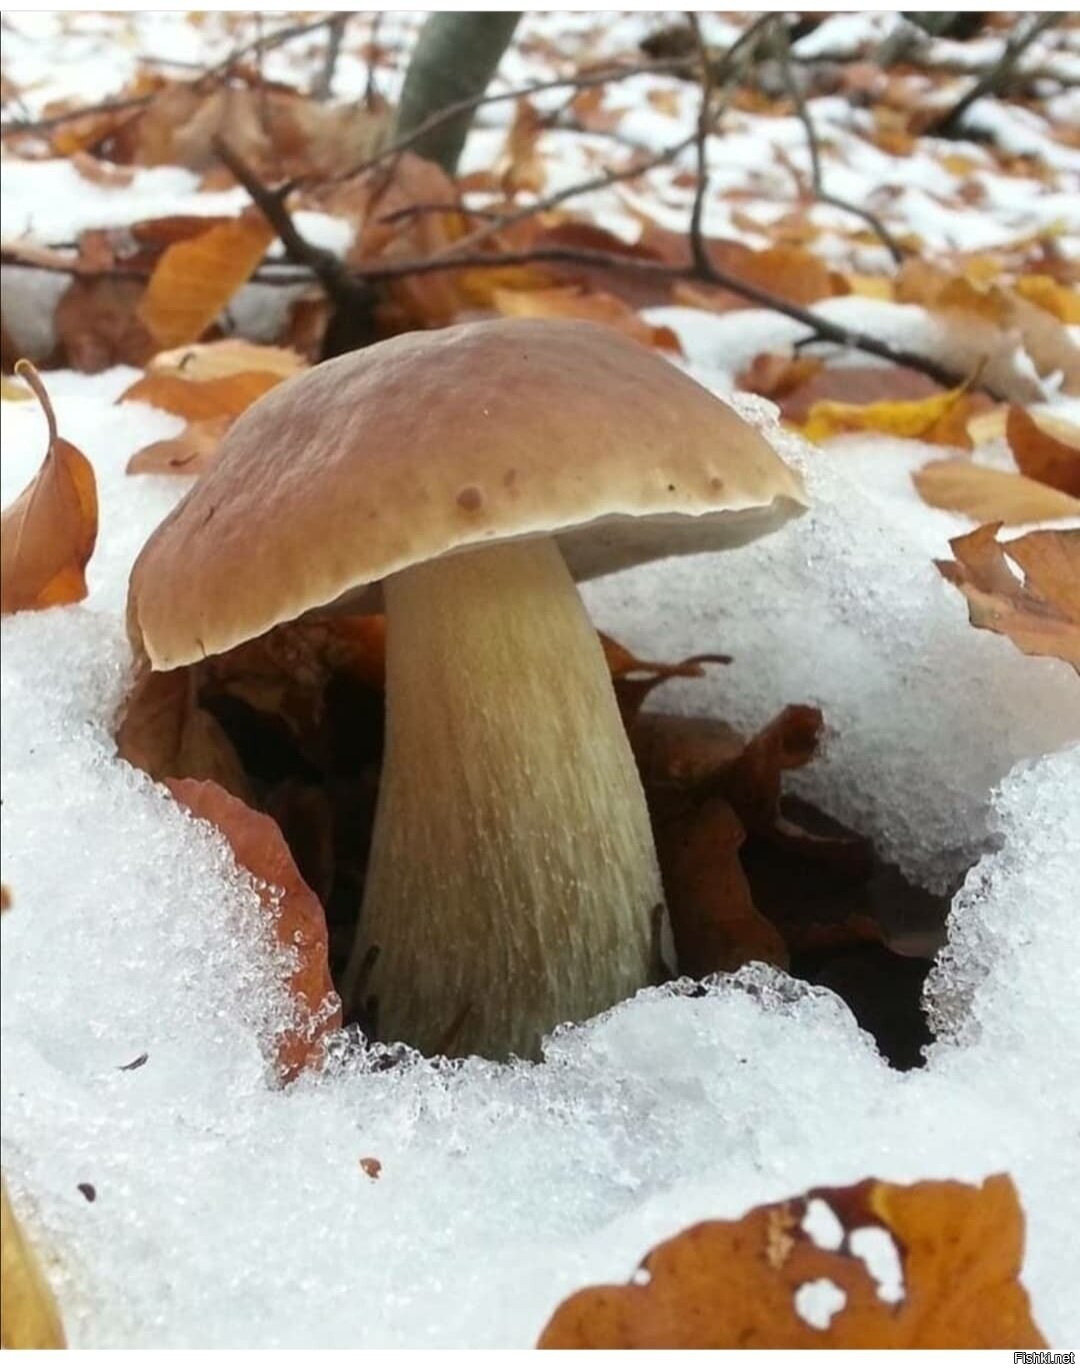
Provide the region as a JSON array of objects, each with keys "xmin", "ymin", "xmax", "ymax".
[
  {"xmin": 1014, "ymin": 275, "xmax": 1080, "ymax": 325},
  {"xmin": 1, "ymin": 1175, "xmax": 66, "ymax": 1349},
  {"xmin": 138, "ymin": 211, "xmax": 276, "ymax": 348},
  {"xmin": 914, "ymin": 458, "xmax": 1080, "ymax": 524},
  {"xmin": 798, "ymin": 383, "xmax": 978, "ymax": 448}
]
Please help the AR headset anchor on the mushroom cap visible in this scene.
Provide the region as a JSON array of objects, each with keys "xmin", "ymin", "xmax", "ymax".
[{"xmin": 128, "ymin": 318, "xmax": 807, "ymax": 669}]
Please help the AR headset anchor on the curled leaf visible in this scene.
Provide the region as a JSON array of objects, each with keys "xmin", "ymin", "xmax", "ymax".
[
  {"xmin": 798, "ymin": 382, "xmax": 979, "ymax": 448},
  {"xmin": 0, "ymin": 1175, "xmax": 66, "ymax": 1350},
  {"xmin": 936, "ymin": 523, "xmax": 1080, "ymax": 671},
  {"xmin": 165, "ymin": 778, "xmax": 341, "ymax": 1083},
  {"xmin": 1, "ymin": 364, "xmax": 98, "ymax": 615},
  {"xmin": 539, "ymin": 1174, "xmax": 1044, "ymax": 1348},
  {"xmin": 491, "ymin": 285, "xmax": 681, "ymax": 353},
  {"xmin": 1005, "ymin": 406, "xmax": 1080, "ymax": 498}
]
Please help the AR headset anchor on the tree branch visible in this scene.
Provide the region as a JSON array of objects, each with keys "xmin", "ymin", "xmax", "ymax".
[{"xmin": 927, "ymin": 13, "xmax": 1060, "ymax": 138}]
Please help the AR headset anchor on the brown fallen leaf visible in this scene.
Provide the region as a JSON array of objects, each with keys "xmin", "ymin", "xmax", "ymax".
[
  {"xmin": 936, "ymin": 523, "xmax": 1080, "ymax": 671},
  {"xmin": 601, "ymin": 633, "xmax": 730, "ymax": 725},
  {"xmin": 125, "ymin": 416, "xmax": 231, "ymax": 477},
  {"xmin": 138, "ymin": 210, "xmax": 276, "ymax": 349},
  {"xmin": 1005, "ymin": 406, "xmax": 1080, "ymax": 497},
  {"xmin": 116, "ymin": 666, "xmax": 251, "ymax": 799},
  {"xmin": 491, "ymin": 285, "xmax": 681, "ymax": 353},
  {"xmin": 70, "ymin": 150, "xmax": 136, "ymax": 187},
  {"xmin": 1, "ymin": 364, "xmax": 98, "ymax": 615},
  {"xmin": 736, "ymin": 353, "xmax": 825, "ymax": 402},
  {"xmin": 914, "ymin": 458, "xmax": 1080, "ymax": 524},
  {"xmin": 0, "ymin": 1174, "xmax": 66, "ymax": 1350},
  {"xmin": 165, "ymin": 778, "xmax": 341, "ymax": 1083},
  {"xmin": 54, "ymin": 277, "xmax": 156, "ymax": 372},
  {"xmin": 499, "ymin": 98, "xmax": 546, "ymax": 195},
  {"xmin": 798, "ymin": 382, "xmax": 979, "ymax": 448},
  {"xmin": 655, "ymin": 794, "xmax": 789, "ymax": 976},
  {"xmin": 539, "ymin": 1174, "xmax": 1045, "ymax": 1348}
]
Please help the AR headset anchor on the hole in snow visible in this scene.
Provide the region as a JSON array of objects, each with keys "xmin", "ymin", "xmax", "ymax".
[
  {"xmin": 794, "ymin": 1278, "xmax": 847, "ymax": 1330},
  {"xmin": 850, "ymin": 1225, "xmax": 905, "ymax": 1304}
]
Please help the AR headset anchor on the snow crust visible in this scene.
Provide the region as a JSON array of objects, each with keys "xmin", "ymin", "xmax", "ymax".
[{"xmin": 3, "ymin": 9, "xmax": 1080, "ymax": 1352}]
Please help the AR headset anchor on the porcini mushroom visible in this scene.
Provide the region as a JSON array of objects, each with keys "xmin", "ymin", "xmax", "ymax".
[{"xmin": 127, "ymin": 319, "xmax": 806, "ymax": 1060}]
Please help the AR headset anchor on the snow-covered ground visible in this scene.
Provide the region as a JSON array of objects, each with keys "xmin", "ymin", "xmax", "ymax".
[{"xmin": 2, "ymin": 9, "xmax": 1079, "ymax": 1350}]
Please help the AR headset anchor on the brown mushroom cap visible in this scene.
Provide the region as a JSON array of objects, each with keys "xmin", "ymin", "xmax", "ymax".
[{"xmin": 128, "ymin": 318, "xmax": 806, "ymax": 670}]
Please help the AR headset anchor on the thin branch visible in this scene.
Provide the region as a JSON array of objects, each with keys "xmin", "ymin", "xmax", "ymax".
[
  {"xmin": 323, "ymin": 55, "xmax": 700, "ymax": 188},
  {"xmin": 927, "ymin": 12, "xmax": 1060, "ymax": 138},
  {"xmin": 775, "ymin": 26, "xmax": 905, "ymax": 264},
  {"xmin": 685, "ymin": 13, "xmax": 717, "ymax": 278},
  {"xmin": 363, "ymin": 12, "xmax": 384, "ymax": 112}
]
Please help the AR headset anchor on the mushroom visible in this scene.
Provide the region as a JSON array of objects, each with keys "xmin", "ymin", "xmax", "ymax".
[{"xmin": 127, "ymin": 319, "xmax": 807, "ymax": 1060}]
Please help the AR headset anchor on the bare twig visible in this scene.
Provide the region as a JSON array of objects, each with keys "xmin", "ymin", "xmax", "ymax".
[
  {"xmin": 686, "ymin": 13, "xmax": 716, "ymax": 277},
  {"xmin": 775, "ymin": 26, "xmax": 905, "ymax": 264},
  {"xmin": 927, "ymin": 12, "xmax": 1060, "ymax": 137},
  {"xmin": 363, "ymin": 12, "xmax": 384, "ymax": 112}
]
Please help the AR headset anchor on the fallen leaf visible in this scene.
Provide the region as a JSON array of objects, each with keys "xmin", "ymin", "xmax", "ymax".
[
  {"xmin": 138, "ymin": 211, "xmax": 276, "ymax": 348},
  {"xmin": 491, "ymin": 285, "xmax": 681, "ymax": 353},
  {"xmin": 798, "ymin": 382, "xmax": 980, "ymax": 449},
  {"xmin": 54, "ymin": 277, "xmax": 156, "ymax": 372},
  {"xmin": 144, "ymin": 339, "xmax": 306, "ymax": 383},
  {"xmin": 125, "ymin": 417, "xmax": 231, "ymax": 477},
  {"xmin": 736, "ymin": 354, "xmax": 825, "ymax": 402},
  {"xmin": 936, "ymin": 524, "xmax": 1080, "ymax": 670},
  {"xmin": 539, "ymin": 1174, "xmax": 1045, "ymax": 1348},
  {"xmin": 601, "ymin": 633, "xmax": 730, "ymax": 724},
  {"xmin": 120, "ymin": 371, "xmax": 284, "ymax": 422},
  {"xmin": 0, "ymin": 1175, "xmax": 66, "ymax": 1350},
  {"xmin": 914, "ymin": 459, "xmax": 1080, "ymax": 524},
  {"xmin": 69, "ymin": 150, "xmax": 136, "ymax": 187},
  {"xmin": 1005, "ymin": 406, "xmax": 1080, "ymax": 497},
  {"xmin": 1014, "ymin": 275, "xmax": 1080, "ymax": 325},
  {"xmin": 1, "ymin": 364, "xmax": 98, "ymax": 615},
  {"xmin": 499, "ymin": 98, "xmax": 546, "ymax": 195},
  {"xmin": 165, "ymin": 778, "xmax": 341, "ymax": 1083},
  {"xmin": 116, "ymin": 666, "xmax": 251, "ymax": 798}
]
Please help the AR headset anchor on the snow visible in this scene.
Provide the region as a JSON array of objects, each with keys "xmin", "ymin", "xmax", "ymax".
[
  {"xmin": 3, "ymin": 8, "xmax": 1080, "ymax": 1353},
  {"xmin": 795, "ymin": 1278, "xmax": 847, "ymax": 1330}
]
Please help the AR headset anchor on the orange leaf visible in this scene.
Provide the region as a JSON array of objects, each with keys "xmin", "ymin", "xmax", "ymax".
[
  {"xmin": 125, "ymin": 417, "xmax": 231, "ymax": 477},
  {"xmin": 601, "ymin": 632, "xmax": 730, "ymax": 724},
  {"xmin": 539, "ymin": 1174, "xmax": 1045, "ymax": 1349},
  {"xmin": 144, "ymin": 339, "xmax": 305, "ymax": 383},
  {"xmin": 1, "ymin": 365, "xmax": 98, "ymax": 615},
  {"xmin": 120, "ymin": 371, "xmax": 284, "ymax": 422},
  {"xmin": 499, "ymin": 98, "xmax": 546, "ymax": 195},
  {"xmin": 936, "ymin": 524, "xmax": 1080, "ymax": 671},
  {"xmin": 138, "ymin": 210, "xmax": 276, "ymax": 348},
  {"xmin": 1005, "ymin": 406, "xmax": 1080, "ymax": 497},
  {"xmin": 914, "ymin": 459, "xmax": 1080, "ymax": 524},
  {"xmin": 165, "ymin": 778, "xmax": 341, "ymax": 1083},
  {"xmin": 736, "ymin": 354, "xmax": 825, "ymax": 401},
  {"xmin": 491, "ymin": 286, "xmax": 681, "ymax": 353}
]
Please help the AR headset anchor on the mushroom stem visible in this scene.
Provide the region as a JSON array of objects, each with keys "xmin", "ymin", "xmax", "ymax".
[{"xmin": 344, "ymin": 534, "xmax": 664, "ymax": 1059}]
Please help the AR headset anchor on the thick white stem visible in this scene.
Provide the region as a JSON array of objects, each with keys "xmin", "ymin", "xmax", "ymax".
[{"xmin": 345, "ymin": 536, "xmax": 664, "ymax": 1059}]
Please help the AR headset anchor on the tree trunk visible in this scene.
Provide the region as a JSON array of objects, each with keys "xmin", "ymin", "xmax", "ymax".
[{"xmin": 395, "ymin": 12, "xmax": 522, "ymax": 173}]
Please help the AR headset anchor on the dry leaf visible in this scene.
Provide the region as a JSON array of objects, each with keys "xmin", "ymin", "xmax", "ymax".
[
  {"xmin": 116, "ymin": 666, "xmax": 251, "ymax": 799},
  {"xmin": 1, "ymin": 364, "xmax": 98, "ymax": 615},
  {"xmin": 165, "ymin": 778, "xmax": 341, "ymax": 1083},
  {"xmin": 1014, "ymin": 275, "xmax": 1080, "ymax": 325},
  {"xmin": 601, "ymin": 633, "xmax": 730, "ymax": 724},
  {"xmin": 914, "ymin": 458, "xmax": 1080, "ymax": 524},
  {"xmin": 54, "ymin": 277, "xmax": 156, "ymax": 372},
  {"xmin": 138, "ymin": 211, "xmax": 276, "ymax": 348},
  {"xmin": 936, "ymin": 523, "xmax": 1080, "ymax": 670},
  {"xmin": 1005, "ymin": 406, "xmax": 1080, "ymax": 497},
  {"xmin": 736, "ymin": 354, "xmax": 825, "ymax": 402},
  {"xmin": 539, "ymin": 1174, "xmax": 1044, "ymax": 1348},
  {"xmin": 798, "ymin": 382, "xmax": 980, "ymax": 449},
  {"xmin": 69, "ymin": 150, "xmax": 136, "ymax": 187},
  {"xmin": 499, "ymin": 98, "xmax": 546, "ymax": 195},
  {"xmin": 0, "ymin": 1175, "xmax": 66, "ymax": 1350},
  {"xmin": 125, "ymin": 416, "xmax": 231, "ymax": 477},
  {"xmin": 121, "ymin": 371, "xmax": 284, "ymax": 422},
  {"xmin": 144, "ymin": 339, "xmax": 305, "ymax": 383},
  {"xmin": 491, "ymin": 286, "xmax": 681, "ymax": 353}
]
